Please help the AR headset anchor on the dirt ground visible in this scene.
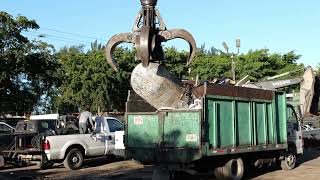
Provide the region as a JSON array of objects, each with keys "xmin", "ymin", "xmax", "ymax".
[{"xmin": 1, "ymin": 148, "xmax": 320, "ymax": 180}]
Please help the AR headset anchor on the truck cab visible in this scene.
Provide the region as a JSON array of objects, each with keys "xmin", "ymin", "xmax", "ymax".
[
  {"xmin": 92, "ymin": 117, "xmax": 125, "ymax": 155},
  {"xmin": 286, "ymin": 104, "xmax": 303, "ymax": 155}
]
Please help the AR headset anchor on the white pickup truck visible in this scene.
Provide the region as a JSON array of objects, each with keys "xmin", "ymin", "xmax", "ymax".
[{"xmin": 43, "ymin": 117, "xmax": 125, "ymax": 170}]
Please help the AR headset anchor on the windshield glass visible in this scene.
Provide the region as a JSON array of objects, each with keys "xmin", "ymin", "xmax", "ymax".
[
  {"xmin": 26, "ymin": 120, "xmax": 57, "ymax": 133},
  {"xmin": 287, "ymin": 106, "xmax": 298, "ymax": 123},
  {"xmin": 38, "ymin": 120, "xmax": 57, "ymax": 133}
]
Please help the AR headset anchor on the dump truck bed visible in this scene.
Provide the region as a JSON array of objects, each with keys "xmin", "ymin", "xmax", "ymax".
[
  {"xmin": 125, "ymin": 84, "xmax": 288, "ymax": 163},
  {"xmin": 126, "ymin": 110, "xmax": 202, "ymax": 163}
]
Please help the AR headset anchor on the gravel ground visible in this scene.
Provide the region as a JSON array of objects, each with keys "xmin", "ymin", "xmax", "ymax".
[{"xmin": 1, "ymin": 148, "xmax": 320, "ymax": 180}]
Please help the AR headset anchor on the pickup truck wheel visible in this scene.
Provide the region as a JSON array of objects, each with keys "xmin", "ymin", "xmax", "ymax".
[
  {"xmin": 15, "ymin": 160, "xmax": 27, "ymax": 168},
  {"xmin": 64, "ymin": 149, "xmax": 83, "ymax": 170},
  {"xmin": 40, "ymin": 161, "xmax": 54, "ymax": 169},
  {"xmin": 281, "ymin": 153, "xmax": 296, "ymax": 170},
  {"xmin": 214, "ymin": 158, "xmax": 244, "ymax": 180}
]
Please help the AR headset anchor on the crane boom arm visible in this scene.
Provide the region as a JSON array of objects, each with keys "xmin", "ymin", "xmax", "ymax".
[{"xmin": 254, "ymin": 78, "xmax": 302, "ymax": 90}]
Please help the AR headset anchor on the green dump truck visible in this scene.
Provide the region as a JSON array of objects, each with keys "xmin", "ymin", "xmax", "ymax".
[{"xmin": 125, "ymin": 83, "xmax": 303, "ymax": 180}]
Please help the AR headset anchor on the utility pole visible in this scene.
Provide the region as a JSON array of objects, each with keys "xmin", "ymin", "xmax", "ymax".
[{"xmin": 222, "ymin": 39, "xmax": 241, "ymax": 81}]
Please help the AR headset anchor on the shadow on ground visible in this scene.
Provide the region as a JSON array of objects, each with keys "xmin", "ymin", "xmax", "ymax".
[
  {"xmin": 243, "ymin": 147, "xmax": 320, "ymax": 180},
  {"xmin": 296, "ymin": 147, "xmax": 320, "ymax": 166},
  {"xmin": 1, "ymin": 148, "xmax": 320, "ymax": 180},
  {"xmin": 0, "ymin": 157, "xmax": 133, "ymax": 180}
]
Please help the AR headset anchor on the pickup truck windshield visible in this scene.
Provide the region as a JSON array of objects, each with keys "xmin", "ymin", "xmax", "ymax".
[
  {"xmin": 26, "ymin": 120, "xmax": 57, "ymax": 133},
  {"xmin": 107, "ymin": 119, "xmax": 124, "ymax": 132},
  {"xmin": 38, "ymin": 120, "xmax": 56, "ymax": 133}
]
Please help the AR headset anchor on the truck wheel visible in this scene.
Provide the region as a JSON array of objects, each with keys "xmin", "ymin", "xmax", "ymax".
[
  {"xmin": 63, "ymin": 149, "xmax": 84, "ymax": 170},
  {"xmin": 214, "ymin": 158, "xmax": 244, "ymax": 180},
  {"xmin": 281, "ymin": 153, "xmax": 296, "ymax": 170},
  {"xmin": 15, "ymin": 159, "xmax": 27, "ymax": 168}
]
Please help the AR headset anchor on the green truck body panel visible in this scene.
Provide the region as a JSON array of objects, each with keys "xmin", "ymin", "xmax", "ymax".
[
  {"xmin": 205, "ymin": 92, "xmax": 287, "ymax": 149},
  {"xmin": 126, "ymin": 90, "xmax": 288, "ymax": 163},
  {"xmin": 127, "ymin": 114, "xmax": 159, "ymax": 148},
  {"xmin": 126, "ymin": 111, "xmax": 202, "ymax": 163},
  {"xmin": 163, "ymin": 112, "xmax": 201, "ymax": 148}
]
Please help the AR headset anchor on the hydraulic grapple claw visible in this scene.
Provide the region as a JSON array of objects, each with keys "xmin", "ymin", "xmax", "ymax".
[
  {"xmin": 105, "ymin": 33, "xmax": 135, "ymax": 72},
  {"xmin": 105, "ymin": 0, "xmax": 196, "ymax": 71},
  {"xmin": 158, "ymin": 29, "xmax": 196, "ymax": 65}
]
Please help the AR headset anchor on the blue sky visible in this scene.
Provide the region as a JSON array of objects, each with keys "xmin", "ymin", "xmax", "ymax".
[{"xmin": 1, "ymin": 0, "xmax": 320, "ymax": 67}]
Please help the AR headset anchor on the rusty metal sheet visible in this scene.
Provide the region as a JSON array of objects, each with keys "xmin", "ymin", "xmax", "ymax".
[
  {"xmin": 234, "ymin": 86, "xmax": 273, "ymax": 100},
  {"xmin": 193, "ymin": 83, "xmax": 273, "ymax": 100},
  {"xmin": 126, "ymin": 90, "xmax": 157, "ymax": 113}
]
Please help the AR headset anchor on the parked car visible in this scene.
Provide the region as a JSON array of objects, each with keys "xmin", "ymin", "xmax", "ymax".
[
  {"xmin": 0, "ymin": 122, "xmax": 15, "ymax": 167},
  {"xmin": 0, "ymin": 122, "xmax": 15, "ymax": 152},
  {"xmin": 0, "ymin": 116, "xmax": 23, "ymax": 128},
  {"xmin": 43, "ymin": 117, "xmax": 125, "ymax": 170}
]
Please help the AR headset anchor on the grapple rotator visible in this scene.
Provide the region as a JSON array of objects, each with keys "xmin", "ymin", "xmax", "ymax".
[{"xmin": 105, "ymin": 0, "xmax": 197, "ymax": 71}]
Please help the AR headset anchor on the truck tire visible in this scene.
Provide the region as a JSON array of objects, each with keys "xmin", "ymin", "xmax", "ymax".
[
  {"xmin": 281, "ymin": 153, "xmax": 296, "ymax": 170},
  {"xmin": 14, "ymin": 159, "xmax": 27, "ymax": 168},
  {"xmin": 63, "ymin": 148, "xmax": 84, "ymax": 170},
  {"xmin": 214, "ymin": 158, "xmax": 244, "ymax": 180}
]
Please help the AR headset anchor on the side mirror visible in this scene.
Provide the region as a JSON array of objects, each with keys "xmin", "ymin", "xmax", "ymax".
[{"xmin": 296, "ymin": 105, "xmax": 304, "ymax": 122}]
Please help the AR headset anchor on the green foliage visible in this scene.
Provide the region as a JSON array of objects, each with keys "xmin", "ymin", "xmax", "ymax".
[
  {"xmin": 235, "ymin": 49, "xmax": 303, "ymax": 81},
  {"xmin": 0, "ymin": 12, "xmax": 306, "ymax": 114},
  {"xmin": 55, "ymin": 46, "xmax": 137, "ymax": 113},
  {"xmin": 0, "ymin": 11, "xmax": 59, "ymax": 115},
  {"xmin": 316, "ymin": 64, "xmax": 320, "ymax": 76},
  {"xmin": 190, "ymin": 54, "xmax": 231, "ymax": 80},
  {"xmin": 162, "ymin": 47, "xmax": 189, "ymax": 78},
  {"xmin": 189, "ymin": 48, "xmax": 303, "ymax": 81}
]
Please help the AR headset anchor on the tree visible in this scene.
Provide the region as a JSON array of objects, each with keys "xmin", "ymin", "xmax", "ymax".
[
  {"xmin": 0, "ymin": 12, "xmax": 60, "ymax": 115},
  {"xmin": 189, "ymin": 47, "xmax": 304, "ymax": 82},
  {"xmin": 55, "ymin": 42, "xmax": 304, "ymax": 113},
  {"xmin": 55, "ymin": 45, "xmax": 137, "ymax": 113},
  {"xmin": 317, "ymin": 64, "xmax": 320, "ymax": 76},
  {"xmin": 162, "ymin": 47, "xmax": 189, "ymax": 78},
  {"xmin": 90, "ymin": 40, "xmax": 104, "ymax": 51}
]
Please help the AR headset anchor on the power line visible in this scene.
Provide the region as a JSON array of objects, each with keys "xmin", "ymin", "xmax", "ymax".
[
  {"xmin": 5, "ymin": 13, "xmax": 106, "ymax": 42},
  {"xmin": 26, "ymin": 33, "xmax": 84, "ymax": 43},
  {"xmin": 40, "ymin": 27, "xmax": 106, "ymax": 42},
  {"xmin": 25, "ymin": 31, "xmax": 91, "ymax": 43},
  {"xmin": 24, "ymin": 32, "xmax": 89, "ymax": 45},
  {"xmin": 24, "ymin": 31, "xmax": 94, "ymax": 44}
]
